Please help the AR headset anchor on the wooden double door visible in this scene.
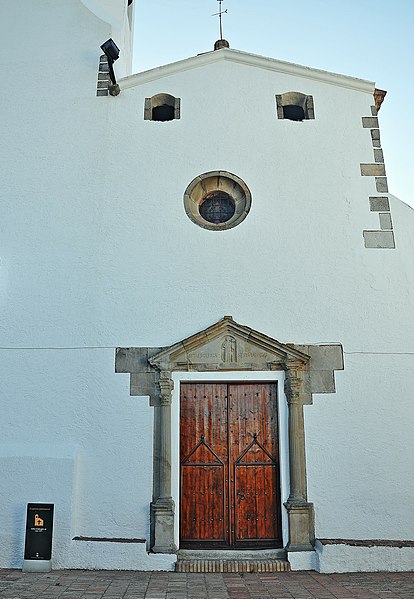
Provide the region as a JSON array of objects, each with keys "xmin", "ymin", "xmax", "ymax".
[{"xmin": 180, "ymin": 382, "xmax": 282, "ymax": 548}]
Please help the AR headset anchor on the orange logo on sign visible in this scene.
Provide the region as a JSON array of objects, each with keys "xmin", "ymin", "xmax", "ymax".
[{"xmin": 34, "ymin": 514, "xmax": 44, "ymax": 527}]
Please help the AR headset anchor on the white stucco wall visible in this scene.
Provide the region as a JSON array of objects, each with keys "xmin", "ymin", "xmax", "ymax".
[
  {"xmin": 0, "ymin": 3, "xmax": 413, "ymax": 571},
  {"xmin": 0, "ymin": 445, "xmax": 78, "ymax": 569},
  {"xmin": 316, "ymin": 541, "xmax": 414, "ymax": 573},
  {"xmin": 0, "ymin": 349, "xmax": 154, "ymax": 568},
  {"xmin": 3, "ymin": 57, "xmax": 413, "ymax": 351},
  {"xmin": 306, "ymin": 353, "xmax": 414, "ymax": 540}
]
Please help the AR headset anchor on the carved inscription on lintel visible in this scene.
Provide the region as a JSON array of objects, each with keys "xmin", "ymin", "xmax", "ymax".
[{"xmin": 185, "ymin": 336, "xmax": 276, "ymax": 366}]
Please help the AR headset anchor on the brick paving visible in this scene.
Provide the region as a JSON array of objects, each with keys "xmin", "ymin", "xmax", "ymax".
[{"xmin": 0, "ymin": 569, "xmax": 413, "ymax": 599}]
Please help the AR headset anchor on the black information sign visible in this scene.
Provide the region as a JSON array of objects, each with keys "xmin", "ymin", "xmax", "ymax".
[{"xmin": 24, "ymin": 503, "xmax": 54, "ymax": 560}]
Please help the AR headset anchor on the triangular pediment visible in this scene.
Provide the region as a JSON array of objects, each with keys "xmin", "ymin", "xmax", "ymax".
[
  {"xmin": 149, "ymin": 316, "xmax": 309, "ymax": 372},
  {"xmin": 120, "ymin": 48, "xmax": 374, "ymax": 94}
]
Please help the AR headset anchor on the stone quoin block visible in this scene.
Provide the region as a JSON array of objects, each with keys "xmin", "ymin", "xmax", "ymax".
[
  {"xmin": 376, "ymin": 177, "xmax": 388, "ymax": 192},
  {"xmin": 370, "ymin": 196, "xmax": 390, "ymax": 212},
  {"xmin": 130, "ymin": 373, "xmax": 158, "ymax": 397},
  {"xmin": 379, "ymin": 213, "xmax": 393, "ymax": 230},
  {"xmin": 363, "ymin": 230, "xmax": 395, "ymax": 249},
  {"xmin": 360, "ymin": 163, "xmax": 386, "ymax": 176},
  {"xmin": 370, "ymin": 129, "xmax": 381, "ymax": 147},
  {"xmin": 115, "ymin": 347, "xmax": 162, "ymax": 373},
  {"xmin": 362, "ymin": 116, "xmax": 379, "ymax": 128},
  {"xmin": 309, "ymin": 370, "xmax": 336, "ymax": 394}
]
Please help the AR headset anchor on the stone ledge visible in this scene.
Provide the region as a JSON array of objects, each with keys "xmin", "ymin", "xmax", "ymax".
[
  {"xmin": 72, "ymin": 536, "xmax": 146, "ymax": 543},
  {"xmin": 318, "ymin": 538, "xmax": 414, "ymax": 548}
]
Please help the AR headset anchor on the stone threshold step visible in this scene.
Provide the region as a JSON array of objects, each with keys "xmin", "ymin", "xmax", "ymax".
[
  {"xmin": 175, "ymin": 559, "xmax": 290, "ymax": 573},
  {"xmin": 178, "ymin": 548, "xmax": 287, "ymax": 560}
]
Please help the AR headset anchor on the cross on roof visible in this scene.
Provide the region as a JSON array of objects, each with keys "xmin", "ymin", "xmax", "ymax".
[{"xmin": 212, "ymin": 0, "xmax": 228, "ymax": 40}]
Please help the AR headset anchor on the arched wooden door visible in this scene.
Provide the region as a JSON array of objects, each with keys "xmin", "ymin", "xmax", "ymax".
[{"xmin": 180, "ymin": 382, "xmax": 282, "ymax": 549}]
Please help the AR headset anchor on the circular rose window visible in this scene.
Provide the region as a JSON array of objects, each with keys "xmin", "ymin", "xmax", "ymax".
[
  {"xmin": 183, "ymin": 171, "xmax": 251, "ymax": 230},
  {"xmin": 199, "ymin": 191, "xmax": 235, "ymax": 224}
]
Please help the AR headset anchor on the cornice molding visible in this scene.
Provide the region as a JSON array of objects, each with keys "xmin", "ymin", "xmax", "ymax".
[{"xmin": 120, "ymin": 48, "xmax": 375, "ymax": 93}]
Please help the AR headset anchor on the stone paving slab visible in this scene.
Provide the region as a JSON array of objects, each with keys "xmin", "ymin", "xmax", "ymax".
[{"xmin": 0, "ymin": 569, "xmax": 413, "ymax": 599}]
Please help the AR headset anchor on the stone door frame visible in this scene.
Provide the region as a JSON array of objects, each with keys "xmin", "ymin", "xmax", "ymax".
[{"xmin": 115, "ymin": 316, "xmax": 344, "ymax": 555}]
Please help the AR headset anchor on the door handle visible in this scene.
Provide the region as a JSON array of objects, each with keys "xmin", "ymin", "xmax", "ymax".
[{"xmin": 237, "ymin": 491, "xmax": 245, "ymax": 501}]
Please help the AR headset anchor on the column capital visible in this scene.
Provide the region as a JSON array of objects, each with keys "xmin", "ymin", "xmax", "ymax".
[
  {"xmin": 159, "ymin": 370, "xmax": 173, "ymax": 405},
  {"xmin": 284, "ymin": 363, "xmax": 305, "ymax": 405}
]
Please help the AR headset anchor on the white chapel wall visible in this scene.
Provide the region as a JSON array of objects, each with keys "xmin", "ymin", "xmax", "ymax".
[
  {"xmin": 306, "ymin": 353, "xmax": 414, "ymax": 540},
  {"xmin": 0, "ymin": 3, "xmax": 413, "ymax": 569}
]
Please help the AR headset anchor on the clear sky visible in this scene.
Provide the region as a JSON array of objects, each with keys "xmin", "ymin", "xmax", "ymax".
[{"xmin": 133, "ymin": 0, "xmax": 413, "ymax": 208}]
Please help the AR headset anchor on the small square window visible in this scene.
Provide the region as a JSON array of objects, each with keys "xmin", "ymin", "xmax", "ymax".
[
  {"xmin": 276, "ymin": 92, "xmax": 315, "ymax": 121},
  {"xmin": 144, "ymin": 93, "xmax": 180, "ymax": 121}
]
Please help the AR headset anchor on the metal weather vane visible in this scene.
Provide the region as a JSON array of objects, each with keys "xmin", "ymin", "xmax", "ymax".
[{"xmin": 212, "ymin": 0, "xmax": 228, "ymax": 40}]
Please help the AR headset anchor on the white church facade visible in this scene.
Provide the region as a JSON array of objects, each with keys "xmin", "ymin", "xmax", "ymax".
[{"xmin": 1, "ymin": 0, "xmax": 413, "ymax": 573}]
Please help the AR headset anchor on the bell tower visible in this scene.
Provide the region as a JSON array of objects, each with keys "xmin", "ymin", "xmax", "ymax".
[
  {"xmin": 80, "ymin": 0, "xmax": 135, "ymax": 77},
  {"xmin": 0, "ymin": 0, "xmax": 135, "ymax": 100}
]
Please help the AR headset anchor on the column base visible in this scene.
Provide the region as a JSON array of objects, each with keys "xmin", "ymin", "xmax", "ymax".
[
  {"xmin": 151, "ymin": 498, "xmax": 177, "ymax": 554},
  {"xmin": 284, "ymin": 500, "xmax": 314, "ymax": 552}
]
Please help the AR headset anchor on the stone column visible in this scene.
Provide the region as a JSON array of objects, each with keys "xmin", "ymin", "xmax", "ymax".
[
  {"xmin": 284, "ymin": 361, "xmax": 314, "ymax": 552},
  {"xmin": 151, "ymin": 370, "xmax": 177, "ymax": 553}
]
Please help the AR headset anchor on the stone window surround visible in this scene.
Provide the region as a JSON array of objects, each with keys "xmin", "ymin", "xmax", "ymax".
[
  {"xmin": 276, "ymin": 92, "xmax": 315, "ymax": 120},
  {"xmin": 144, "ymin": 93, "xmax": 181, "ymax": 121},
  {"xmin": 116, "ymin": 317, "xmax": 343, "ymax": 556},
  {"xmin": 183, "ymin": 171, "xmax": 252, "ymax": 231}
]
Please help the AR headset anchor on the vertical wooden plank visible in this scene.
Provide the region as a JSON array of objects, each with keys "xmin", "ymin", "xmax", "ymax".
[
  {"xmin": 180, "ymin": 382, "xmax": 228, "ymax": 545},
  {"xmin": 230, "ymin": 382, "xmax": 282, "ymax": 546}
]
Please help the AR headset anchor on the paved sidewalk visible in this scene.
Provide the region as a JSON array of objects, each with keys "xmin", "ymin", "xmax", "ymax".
[{"xmin": 0, "ymin": 569, "xmax": 413, "ymax": 599}]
